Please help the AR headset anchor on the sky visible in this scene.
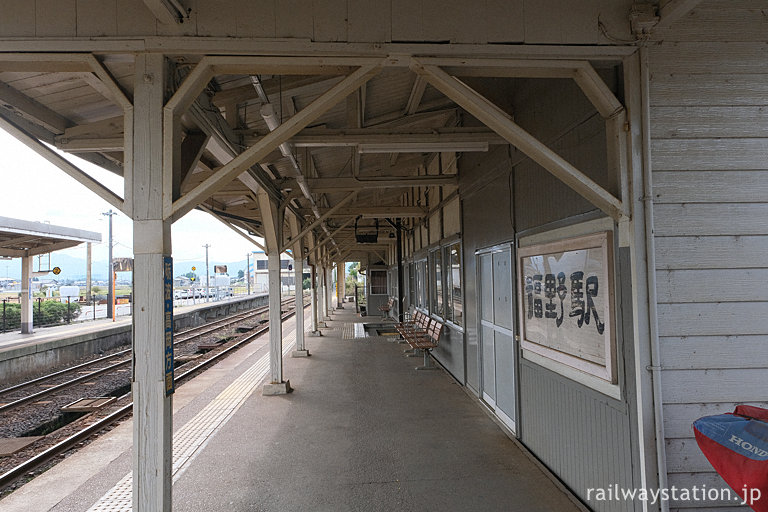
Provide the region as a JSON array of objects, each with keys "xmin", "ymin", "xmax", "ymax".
[{"xmin": 0, "ymin": 127, "xmax": 262, "ymax": 276}]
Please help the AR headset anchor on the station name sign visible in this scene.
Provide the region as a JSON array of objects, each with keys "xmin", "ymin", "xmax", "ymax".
[{"xmin": 517, "ymin": 231, "xmax": 616, "ymax": 383}]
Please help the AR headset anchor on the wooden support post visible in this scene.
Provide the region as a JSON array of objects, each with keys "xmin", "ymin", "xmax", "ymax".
[
  {"xmin": 258, "ymin": 190, "xmax": 290, "ymax": 395},
  {"xmin": 130, "ymin": 53, "xmax": 173, "ymax": 512},
  {"xmin": 336, "ymin": 261, "xmax": 344, "ymax": 309},
  {"xmin": 289, "ymin": 215, "xmax": 309, "ymax": 355},
  {"xmin": 310, "ymin": 264, "xmax": 319, "ymax": 333},
  {"xmin": 20, "ymin": 254, "xmax": 33, "ymax": 334}
]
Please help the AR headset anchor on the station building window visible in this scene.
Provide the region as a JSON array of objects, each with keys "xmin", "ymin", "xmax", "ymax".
[
  {"xmin": 369, "ymin": 269, "xmax": 387, "ymax": 295},
  {"xmin": 445, "ymin": 242, "xmax": 462, "ymax": 327},
  {"xmin": 430, "ymin": 249, "xmax": 444, "ymax": 317},
  {"xmin": 415, "ymin": 260, "xmax": 427, "ymax": 309},
  {"xmin": 420, "ymin": 241, "xmax": 463, "ymax": 326},
  {"xmin": 408, "ymin": 262, "xmax": 416, "ymax": 308}
]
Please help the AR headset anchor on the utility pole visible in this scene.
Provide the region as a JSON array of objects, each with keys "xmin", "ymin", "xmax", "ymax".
[
  {"xmin": 203, "ymin": 244, "xmax": 211, "ymax": 303},
  {"xmin": 86, "ymin": 242, "xmax": 92, "ymax": 304},
  {"xmin": 102, "ymin": 210, "xmax": 116, "ymax": 318},
  {"xmin": 246, "ymin": 252, "xmax": 251, "ymax": 295}
]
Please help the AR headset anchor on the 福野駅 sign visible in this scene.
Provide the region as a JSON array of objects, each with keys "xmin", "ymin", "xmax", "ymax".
[{"xmin": 517, "ymin": 231, "xmax": 616, "ymax": 383}]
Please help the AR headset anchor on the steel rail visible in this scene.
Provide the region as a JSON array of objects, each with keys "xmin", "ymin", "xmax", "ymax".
[
  {"xmin": 0, "ymin": 301, "xmax": 307, "ymax": 491},
  {"xmin": 0, "ymin": 299, "xmax": 293, "ymax": 405}
]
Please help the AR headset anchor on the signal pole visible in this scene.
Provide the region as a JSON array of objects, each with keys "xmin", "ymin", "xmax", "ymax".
[
  {"xmin": 102, "ymin": 210, "xmax": 116, "ymax": 318},
  {"xmin": 203, "ymin": 244, "xmax": 211, "ymax": 303}
]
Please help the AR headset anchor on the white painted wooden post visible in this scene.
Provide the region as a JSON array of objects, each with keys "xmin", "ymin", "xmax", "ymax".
[
  {"xmin": 336, "ymin": 261, "xmax": 344, "ymax": 309},
  {"xmin": 310, "ymin": 264, "xmax": 319, "ymax": 333},
  {"xmin": 257, "ymin": 190, "xmax": 290, "ymax": 395},
  {"xmin": 290, "ymin": 217, "xmax": 309, "ymax": 356},
  {"xmin": 20, "ymin": 255, "xmax": 33, "ymax": 333},
  {"xmin": 130, "ymin": 53, "xmax": 173, "ymax": 512},
  {"xmin": 326, "ymin": 266, "xmax": 334, "ymax": 314}
]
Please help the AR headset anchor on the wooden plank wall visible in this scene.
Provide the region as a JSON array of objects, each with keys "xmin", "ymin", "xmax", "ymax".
[
  {"xmin": 650, "ymin": 2, "xmax": 768, "ymax": 509},
  {"xmin": 0, "ymin": 0, "xmax": 633, "ymax": 44}
]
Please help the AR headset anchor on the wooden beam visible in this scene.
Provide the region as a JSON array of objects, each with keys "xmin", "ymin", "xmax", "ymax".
[
  {"xmin": 84, "ymin": 54, "xmax": 133, "ymax": 109},
  {"xmin": 280, "ymin": 192, "xmax": 358, "ymax": 253},
  {"xmin": 296, "ymin": 206, "xmax": 426, "ymax": 218},
  {"xmin": 411, "ymin": 59, "xmax": 625, "ymax": 221},
  {"xmin": 281, "ymin": 176, "xmax": 458, "ymax": 192},
  {"xmin": 171, "ymin": 62, "xmax": 384, "ymax": 222},
  {"xmin": 275, "ymin": 128, "xmax": 506, "ymax": 148},
  {"xmin": 212, "ymin": 75, "xmax": 343, "ymax": 107},
  {"xmin": 405, "ymin": 76, "xmax": 428, "ymax": 115},
  {"xmin": 164, "ymin": 57, "xmax": 216, "ymax": 118},
  {"xmin": 56, "ymin": 138, "xmax": 124, "ymax": 152},
  {"xmin": 310, "ymin": 217, "xmax": 356, "ymax": 253},
  {"xmin": 199, "ymin": 205, "xmax": 267, "ymax": 253},
  {"xmin": 572, "ymin": 62, "xmax": 624, "ymax": 119},
  {"xmin": 142, "ymin": 0, "xmax": 183, "ymax": 24},
  {"xmin": 0, "ymin": 53, "xmax": 93, "ymax": 72},
  {"xmin": 415, "ymin": 57, "xmax": 583, "ymax": 78},
  {"xmin": 207, "ymin": 55, "xmax": 388, "ymax": 76},
  {"xmin": 0, "ymin": 80, "xmax": 72, "ymax": 134},
  {"xmin": 0, "ymin": 111, "xmax": 125, "ymax": 213},
  {"xmin": 657, "ymin": 0, "xmax": 703, "ymax": 29}
]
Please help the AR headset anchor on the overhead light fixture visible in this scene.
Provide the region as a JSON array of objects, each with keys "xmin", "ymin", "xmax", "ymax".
[{"xmin": 357, "ymin": 142, "xmax": 489, "ymax": 154}]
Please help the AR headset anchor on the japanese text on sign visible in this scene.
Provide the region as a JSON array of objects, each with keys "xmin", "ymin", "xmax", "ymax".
[
  {"xmin": 518, "ymin": 231, "xmax": 615, "ymax": 382},
  {"xmin": 163, "ymin": 257, "xmax": 175, "ymax": 396}
]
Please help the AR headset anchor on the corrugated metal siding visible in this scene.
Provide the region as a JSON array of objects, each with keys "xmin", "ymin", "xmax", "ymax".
[
  {"xmin": 649, "ymin": 2, "xmax": 768, "ymax": 509},
  {"xmin": 520, "ymin": 361, "xmax": 635, "ymax": 512}
]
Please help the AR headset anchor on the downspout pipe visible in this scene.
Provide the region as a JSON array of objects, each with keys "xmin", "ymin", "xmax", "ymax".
[{"xmin": 640, "ymin": 45, "xmax": 669, "ymax": 510}]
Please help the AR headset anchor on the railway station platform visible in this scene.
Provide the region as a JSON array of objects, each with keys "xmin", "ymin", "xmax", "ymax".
[{"xmin": 0, "ymin": 306, "xmax": 584, "ymax": 512}]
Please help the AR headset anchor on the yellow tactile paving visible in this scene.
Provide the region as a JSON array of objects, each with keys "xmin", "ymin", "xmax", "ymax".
[{"xmin": 87, "ymin": 331, "xmax": 296, "ymax": 511}]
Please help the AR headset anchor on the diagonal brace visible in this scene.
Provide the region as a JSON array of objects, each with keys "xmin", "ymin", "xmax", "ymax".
[
  {"xmin": 171, "ymin": 62, "xmax": 384, "ymax": 222},
  {"xmin": 411, "ymin": 59, "xmax": 626, "ymax": 222}
]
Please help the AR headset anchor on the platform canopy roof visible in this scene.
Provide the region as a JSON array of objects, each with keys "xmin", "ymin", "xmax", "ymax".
[
  {"xmin": 0, "ymin": 216, "xmax": 101, "ymax": 258},
  {"xmin": 0, "ymin": 0, "xmax": 659, "ymax": 262}
]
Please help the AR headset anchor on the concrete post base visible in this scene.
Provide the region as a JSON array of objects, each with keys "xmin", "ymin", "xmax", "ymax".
[
  {"xmin": 308, "ymin": 330, "xmax": 323, "ymax": 337},
  {"xmin": 336, "ymin": 305, "xmax": 344, "ymax": 309},
  {"xmin": 291, "ymin": 350, "xmax": 310, "ymax": 358},
  {"xmin": 263, "ymin": 380, "xmax": 292, "ymax": 395}
]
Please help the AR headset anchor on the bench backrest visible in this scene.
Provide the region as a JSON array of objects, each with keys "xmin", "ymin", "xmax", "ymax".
[{"xmin": 427, "ymin": 321, "xmax": 444, "ymax": 344}]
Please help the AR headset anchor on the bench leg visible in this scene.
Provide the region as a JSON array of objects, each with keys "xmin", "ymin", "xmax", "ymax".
[{"xmin": 416, "ymin": 349, "xmax": 438, "ymax": 370}]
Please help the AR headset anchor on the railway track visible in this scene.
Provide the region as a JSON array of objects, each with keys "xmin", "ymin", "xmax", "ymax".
[
  {"xmin": 0, "ymin": 297, "xmax": 294, "ymax": 415},
  {"xmin": 0, "ymin": 298, "xmax": 307, "ymax": 492}
]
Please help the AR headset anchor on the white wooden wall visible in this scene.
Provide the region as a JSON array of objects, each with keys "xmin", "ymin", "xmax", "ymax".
[
  {"xmin": 650, "ymin": 2, "xmax": 768, "ymax": 509},
  {"xmin": 0, "ymin": 0, "xmax": 633, "ymax": 44}
]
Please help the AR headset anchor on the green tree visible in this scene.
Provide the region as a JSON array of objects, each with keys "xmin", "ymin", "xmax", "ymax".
[
  {"xmin": 237, "ymin": 269, "xmax": 245, "ymax": 279},
  {"xmin": 303, "ymin": 277, "xmax": 311, "ymax": 290},
  {"xmin": 184, "ymin": 272, "xmax": 198, "ymax": 281},
  {"xmin": 0, "ymin": 300, "xmax": 82, "ymax": 330}
]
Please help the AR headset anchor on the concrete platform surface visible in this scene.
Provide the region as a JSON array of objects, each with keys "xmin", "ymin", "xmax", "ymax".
[{"xmin": 0, "ymin": 307, "xmax": 583, "ymax": 512}]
